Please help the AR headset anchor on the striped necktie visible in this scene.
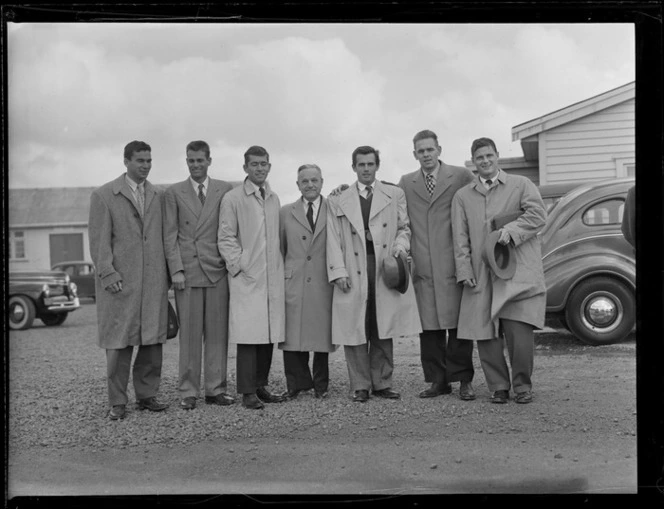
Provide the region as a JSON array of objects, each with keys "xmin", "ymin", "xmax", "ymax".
[
  {"xmin": 136, "ymin": 183, "xmax": 145, "ymax": 216},
  {"xmin": 198, "ymin": 184, "xmax": 206, "ymax": 205}
]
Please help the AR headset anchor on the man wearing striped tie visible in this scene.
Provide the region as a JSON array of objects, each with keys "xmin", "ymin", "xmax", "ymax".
[
  {"xmin": 398, "ymin": 130, "xmax": 477, "ymax": 402},
  {"xmin": 164, "ymin": 140, "xmax": 235, "ymax": 411}
]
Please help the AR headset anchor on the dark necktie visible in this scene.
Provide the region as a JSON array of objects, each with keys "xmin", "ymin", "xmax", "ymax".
[
  {"xmin": 425, "ymin": 173, "xmax": 435, "ymax": 196},
  {"xmin": 198, "ymin": 184, "xmax": 205, "ymax": 205},
  {"xmin": 260, "ymin": 186, "xmax": 265, "ymax": 200},
  {"xmin": 366, "ymin": 185, "xmax": 373, "ymax": 199},
  {"xmin": 306, "ymin": 201, "xmax": 315, "ymax": 231},
  {"xmin": 486, "ymin": 179, "xmax": 493, "ymax": 188}
]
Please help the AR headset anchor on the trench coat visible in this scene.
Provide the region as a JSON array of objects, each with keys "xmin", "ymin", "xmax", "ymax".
[
  {"xmin": 217, "ymin": 178, "xmax": 285, "ymax": 345},
  {"xmin": 88, "ymin": 174, "xmax": 169, "ymax": 349},
  {"xmin": 278, "ymin": 197, "xmax": 335, "ymax": 353},
  {"xmin": 398, "ymin": 163, "xmax": 474, "ymax": 330},
  {"xmin": 326, "ymin": 181, "xmax": 422, "ymax": 346},
  {"xmin": 451, "ymin": 171, "xmax": 547, "ymax": 340}
]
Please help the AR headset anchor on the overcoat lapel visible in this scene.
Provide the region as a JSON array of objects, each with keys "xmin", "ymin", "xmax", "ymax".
[
  {"xmin": 197, "ymin": 179, "xmax": 221, "ymax": 229},
  {"xmin": 312, "ymin": 198, "xmax": 327, "ymax": 242},
  {"xmin": 369, "ymin": 182, "xmax": 390, "ymax": 219},
  {"xmin": 179, "ymin": 179, "xmax": 203, "ymax": 217},
  {"xmin": 338, "ymin": 188, "xmax": 365, "ymax": 239},
  {"xmin": 291, "ymin": 199, "xmax": 312, "ymax": 233},
  {"xmin": 143, "ymin": 181, "xmax": 156, "ymax": 217},
  {"xmin": 430, "ymin": 164, "xmax": 454, "ymax": 205},
  {"xmin": 411, "ymin": 171, "xmax": 430, "ymax": 203},
  {"xmin": 113, "ymin": 174, "xmax": 143, "ymax": 220}
]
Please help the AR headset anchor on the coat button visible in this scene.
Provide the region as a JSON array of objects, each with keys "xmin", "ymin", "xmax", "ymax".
[
  {"xmin": 306, "ymin": 277, "xmax": 311, "ymax": 282},
  {"xmin": 354, "ymin": 252, "xmax": 358, "ymax": 256},
  {"xmin": 383, "ymin": 244, "xmax": 387, "ymax": 248},
  {"xmin": 357, "ymin": 271, "xmax": 361, "ymax": 275},
  {"xmin": 383, "ymin": 223, "xmax": 387, "ymax": 227},
  {"xmin": 302, "ymin": 236, "xmax": 307, "ymax": 240},
  {"xmin": 193, "ymin": 255, "xmax": 197, "ymax": 258},
  {"xmin": 307, "ymin": 256, "xmax": 312, "ymax": 261}
]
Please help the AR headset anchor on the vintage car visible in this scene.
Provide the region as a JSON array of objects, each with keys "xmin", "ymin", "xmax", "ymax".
[
  {"xmin": 538, "ymin": 181, "xmax": 592, "ymax": 213},
  {"xmin": 541, "ymin": 177, "xmax": 635, "ymax": 345},
  {"xmin": 8, "ymin": 270, "xmax": 81, "ymax": 330},
  {"xmin": 51, "ymin": 260, "xmax": 96, "ymax": 300}
]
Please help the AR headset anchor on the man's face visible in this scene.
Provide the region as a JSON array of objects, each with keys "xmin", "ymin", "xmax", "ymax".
[
  {"xmin": 124, "ymin": 150, "xmax": 152, "ymax": 183},
  {"xmin": 186, "ymin": 149, "xmax": 211, "ymax": 184},
  {"xmin": 353, "ymin": 153, "xmax": 378, "ymax": 186},
  {"xmin": 244, "ymin": 154, "xmax": 271, "ymax": 186},
  {"xmin": 297, "ymin": 168, "xmax": 323, "ymax": 202},
  {"xmin": 473, "ymin": 145, "xmax": 500, "ymax": 179},
  {"xmin": 413, "ymin": 138, "xmax": 441, "ymax": 172}
]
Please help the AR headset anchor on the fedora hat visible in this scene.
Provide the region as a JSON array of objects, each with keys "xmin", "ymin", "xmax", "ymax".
[
  {"xmin": 383, "ymin": 252, "xmax": 410, "ymax": 294},
  {"xmin": 482, "ymin": 230, "xmax": 517, "ymax": 279}
]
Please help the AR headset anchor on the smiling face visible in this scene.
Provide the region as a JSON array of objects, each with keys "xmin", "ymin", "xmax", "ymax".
[
  {"xmin": 124, "ymin": 150, "xmax": 152, "ymax": 183},
  {"xmin": 297, "ymin": 167, "xmax": 323, "ymax": 202},
  {"xmin": 186, "ymin": 149, "xmax": 211, "ymax": 184},
  {"xmin": 353, "ymin": 152, "xmax": 378, "ymax": 186},
  {"xmin": 243, "ymin": 154, "xmax": 271, "ymax": 186},
  {"xmin": 413, "ymin": 137, "xmax": 441, "ymax": 173},
  {"xmin": 472, "ymin": 145, "xmax": 500, "ymax": 180}
]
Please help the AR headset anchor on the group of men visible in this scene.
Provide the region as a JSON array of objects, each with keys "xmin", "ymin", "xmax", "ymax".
[{"xmin": 89, "ymin": 130, "xmax": 547, "ymax": 421}]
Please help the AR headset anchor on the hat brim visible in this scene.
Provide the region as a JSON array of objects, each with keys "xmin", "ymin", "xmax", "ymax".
[
  {"xmin": 382, "ymin": 252, "xmax": 410, "ymax": 294},
  {"xmin": 394, "ymin": 252, "xmax": 409, "ymax": 294},
  {"xmin": 482, "ymin": 230, "xmax": 517, "ymax": 279}
]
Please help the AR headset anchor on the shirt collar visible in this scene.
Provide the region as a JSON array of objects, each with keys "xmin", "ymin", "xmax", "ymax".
[
  {"xmin": 190, "ymin": 176, "xmax": 209, "ymax": 193},
  {"xmin": 421, "ymin": 162, "xmax": 440, "ymax": 181},
  {"xmin": 479, "ymin": 170, "xmax": 501, "ymax": 186},
  {"xmin": 356, "ymin": 180, "xmax": 376, "ymax": 194},
  {"xmin": 125, "ymin": 174, "xmax": 141, "ymax": 192}
]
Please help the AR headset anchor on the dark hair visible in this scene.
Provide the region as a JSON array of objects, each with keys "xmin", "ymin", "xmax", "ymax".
[
  {"xmin": 412, "ymin": 130, "xmax": 439, "ymax": 146},
  {"xmin": 352, "ymin": 146, "xmax": 380, "ymax": 167},
  {"xmin": 297, "ymin": 164, "xmax": 322, "ymax": 174},
  {"xmin": 124, "ymin": 141, "xmax": 151, "ymax": 160},
  {"xmin": 471, "ymin": 137, "xmax": 498, "ymax": 157},
  {"xmin": 244, "ymin": 145, "xmax": 270, "ymax": 165},
  {"xmin": 186, "ymin": 140, "xmax": 211, "ymax": 158}
]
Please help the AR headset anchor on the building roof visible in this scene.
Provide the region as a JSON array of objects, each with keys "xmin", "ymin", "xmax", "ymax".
[{"xmin": 512, "ymin": 81, "xmax": 635, "ymax": 142}]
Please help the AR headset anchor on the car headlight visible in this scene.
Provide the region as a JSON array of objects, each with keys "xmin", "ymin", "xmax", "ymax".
[
  {"xmin": 41, "ymin": 284, "xmax": 50, "ymax": 298},
  {"xmin": 70, "ymin": 282, "xmax": 78, "ymax": 295}
]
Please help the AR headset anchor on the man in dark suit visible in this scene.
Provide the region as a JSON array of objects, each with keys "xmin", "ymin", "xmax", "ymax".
[{"xmin": 164, "ymin": 140, "xmax": 235, "ymax": 410}]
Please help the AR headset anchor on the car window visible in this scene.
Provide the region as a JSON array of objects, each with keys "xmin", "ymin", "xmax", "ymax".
[
  {"xmin": 80, "ymin": 264, "xmax": 94, "ymax": 275},
  {"xmin": 582, "ymin": 198, "xmax": 625, "ymax": 226},
  {"xmin": 60, "ymin": 265, "xmax": 75, "ymax": 276}
]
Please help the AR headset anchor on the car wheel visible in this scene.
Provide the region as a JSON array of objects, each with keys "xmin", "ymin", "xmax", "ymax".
[
  {"xmin": 40, "ymin": 313, "xmax": 68, "ymax": 326},
  {"xmin": 9, "ymin": 295, "xmax": 36, "ymax": 330},
  {"xmin": 565, "ymin": 277, "xmax": 635, "ymax": 346}
]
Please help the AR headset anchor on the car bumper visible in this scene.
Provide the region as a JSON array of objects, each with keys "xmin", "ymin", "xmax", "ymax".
[{"xmin": 43, "ymin": 296, "xmax": 80, "ymax": 312}]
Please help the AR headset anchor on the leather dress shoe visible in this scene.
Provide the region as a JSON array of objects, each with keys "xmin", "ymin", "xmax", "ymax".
[
  {"xmin": 353, "ymin": 390, "xmax": 369, "ymax": 402},
  {"xmin": 256, "ymin": 386, "xmax": 287, "ymax": 403},
  {"xmin": 314, "ymin": 390, "xmax": 328, "ymax": 399},
  {"xmin": 286, "ymin": 389, "xmax": 302, "ymax": 400},
  {"xmin": 515, "ymin": 391, "xmax": 533, "ymax": 404},
  {"xmin": 109, "ymin": 404, "xmax": 126, "ymax": 420},
  {"xmin": 137, "ymin": 397, "xmax": 169, "ymax": 412},
  {"xmin": 372, "ymin": 388, "xmax": 401, "ymax": 399},
  {"xmin": 491, "ymin": 390, "xmax": 509, "ymax": 404},
  {"xmin": 242, "ymin": 393, "xmax": 265, "ymax": 410},
  {"xmin": 180, "ymin": 397, "xmax": 196, "ymax": 410},
  {"xmin": 459, "ymin": 381, "xmax": 477, "ymax": 401},
  {"xmin": 418, "ymin": 382, "xmax": 452, "ymax": 398},
  {"xmin": 205, "ymin": 393, "xmax": 235, "ymax": 406}
]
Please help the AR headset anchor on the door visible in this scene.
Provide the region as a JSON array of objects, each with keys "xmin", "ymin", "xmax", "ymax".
[{"xmin": 49, "ymin": 233, "xmax": 84, "ymax": 267}]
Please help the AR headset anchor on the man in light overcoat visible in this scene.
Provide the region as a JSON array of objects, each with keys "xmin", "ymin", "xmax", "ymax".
[
  {"xmin": 398, "ymin": 129, "xmax": 477, "ymax": 401},
  {"xmin": 217, "ymin": 145, "xmax": 287, "ymax": 410},
  {"xmin": 327, "ymin": 146, "xmax": 422, "ymax": 402},
  {"xmin": 164, "ymin": 140, "xmax": 235, "ymax": 411},
  {"xmin": 279, "ymin": 164, "xmax": 335, "ymax": 399},
  {"xmin": 88, "ymin": 140, "xmax": 170, "ymax": 420},
  {"xmin": 452, "ymin": 137, "xmax": 547, "ymax": 405}
]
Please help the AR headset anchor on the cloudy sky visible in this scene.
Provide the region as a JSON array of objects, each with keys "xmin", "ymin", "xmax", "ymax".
[{"xmin": 8, "ymin": 23, "xmax": 634, "ymax": 204}]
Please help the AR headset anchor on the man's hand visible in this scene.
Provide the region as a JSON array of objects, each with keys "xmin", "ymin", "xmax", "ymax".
[
  {"xmin": 333, "ymin": 277, "xmax": 351, "ymax": 293},
  {"xmin": 462, "ymin": 278, "xmax": 476, "ymax": 288},
  {"xmin": 172, "ymin": 271, "xmax": 186, "ymax": 291},
  {"xmin": 392, "ymin": 244, "xmax": 407, "ymax": 258},
  {"xmin": 106, "ymin": 281, "xmax": 123, "ymax": 294},
  {"xmin": 329, "ymin": 184, "xmax": 349, "ymax": 197},
  {"xmin": 498, "ymin": 228, "xmax": 512, "ymax": 245}
]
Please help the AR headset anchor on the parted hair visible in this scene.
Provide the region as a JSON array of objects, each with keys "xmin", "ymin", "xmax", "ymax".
[
  {"xmin": 471, "ymin": 137, "xmax": 498, "ymax": 157},
  {"xmin": 244, "ymin": 145, "xmax": 270, "ymax": 164},
  {"xmin": 186, "ymin": 140, "xmax": 211, "ymax": 158},
  {"xmin": 412, "ymin": 130, "xmax": 439, "ymax": 146},
  {"xmin": 297, "ymin": 164, "xmax": 322, "ymax": 173},
  {"xmin": 124, "ymin": 141, "xmax": 151, "ymax": 160},
  {"xmin": 352, "ymin": 146, "xmax": 380, "ymax": 167}
]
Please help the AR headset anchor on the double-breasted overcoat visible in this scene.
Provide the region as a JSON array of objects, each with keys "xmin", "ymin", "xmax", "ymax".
[
  {"xmin": 451, "ymin": 171, "xmax": 547, "ymax": 340},
  {"xmin": 398, "ymin": 163, "xmax": 474, "ymax": 330},
  {"xmin": 88, "ymin": 174, "xmax": 169, "ymax": 349},
  {"xmin": 279, "ymin": 197, "xmax": 335, "ymax": 353},
  {"xmin": 217, "ymin": 178, "xmax": 285, "ymax": 345},
  {"xmin": 326, "ymin": 181, "xmax": 422, "ymax": 346}
]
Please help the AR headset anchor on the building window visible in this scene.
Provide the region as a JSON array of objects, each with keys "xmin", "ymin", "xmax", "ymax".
[
  {"xmin": 614, "ymin": 157, "xmax": 635, "ymax": 178},
  {"xmin": 10, "ymin": 231, "xmax": 26, "ymax": 259}
]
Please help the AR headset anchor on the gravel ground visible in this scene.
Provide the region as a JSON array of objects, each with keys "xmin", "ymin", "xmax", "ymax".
[{"xmin": 7, "ymin": 302, "xmax": 640, "ymax": 496}]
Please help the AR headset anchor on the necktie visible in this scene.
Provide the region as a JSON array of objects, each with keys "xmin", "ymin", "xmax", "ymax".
[
  {"xmin": 260, "ymin": 186, "xmax": 265, "ymax": 200},
  {"xmin": 136, "ymin": 183, "xmax": 145, "ymax": 217},
  {"xmin": 365, "ymin": 185, "xmax": 373, "ymax": 199},
  {"xmin": 306, "ymin": 201, "xmax": 315, "ymax": 231},
  {"xmin": 425, "ymin": 173, "xmax": 435, "ymax": 196},
  {"xmin": 198, "ymin": 184, "xmax": 206, "ymax": 205},
  {"xmin": 486, "ymin": 179, "xmax": 493, "ymax": 189}
]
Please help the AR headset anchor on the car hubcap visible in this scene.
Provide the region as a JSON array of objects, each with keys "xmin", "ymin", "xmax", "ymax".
[
  {"xmin": 11, "ymin": 304, "xmax": 25, "ymax": 322},
  {"xmin": 581, "ymin": 292, "xmax": 623, "ymax": 333}
]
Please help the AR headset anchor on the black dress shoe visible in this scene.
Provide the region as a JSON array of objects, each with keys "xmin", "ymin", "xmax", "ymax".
[
  {"xmin": 286, "ymin": 389, "xmax": 301, "ymax": 400},
  {"xmin": 242, "ymin": 393, "xmax": 265, "ymax": 410},
  {"xmin": 491, "ymin": 390, "xmax": 509, "ymax": 404},
  {"xmin": 256, "ymin": 386, "xmax": 287, "ymax": 403},
  {"xmin": 109, "ymin": 404, "xmax": 126, "ymax": 420},
  {"xmin": 353, "ymin": 390, "xmax": 369, "ymax": 402},
  {"xmin": 314, "ymin": 390, "xmax": 328, "ymax": 399},
  {"xmin": 418, "ymin": 382, "xmax": 452, "ymax": 398},
  {"xmin": 372, "ymin": 388, "xmax": 401, "ymax": 399},
  {"xmin": 459, "ymin": 381, "xmax": 477, "ymax": 401},
  {"xmin": 180, "ymin": 397, "xmax": 196, "ymax": 410},
  {"xmin": 137, "ymin": 397, "xmax": 169, "ymax": 412},
  {"xmin": 205, "ymin": 393, "xmax": 234, "ymax": 406}
]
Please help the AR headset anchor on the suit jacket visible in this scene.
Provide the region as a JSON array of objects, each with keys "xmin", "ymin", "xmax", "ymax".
[
  {"xmin": 88, "ymin": 174, "xmax": 169, "ymax": 349},
  {"xmin": 326, "ymin": 180, "xmax": 422, "ymax": 346},
  {"xmin": 279, "ymin": 197, "xmax": 335, "ymax": 353},
  {"xmin": 398, "ymin": 162, "xmax": 474, "ymax": 330},
  {"xmin": 164, "ymin": 178, "xmax": 234, "ymax": 287}
]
